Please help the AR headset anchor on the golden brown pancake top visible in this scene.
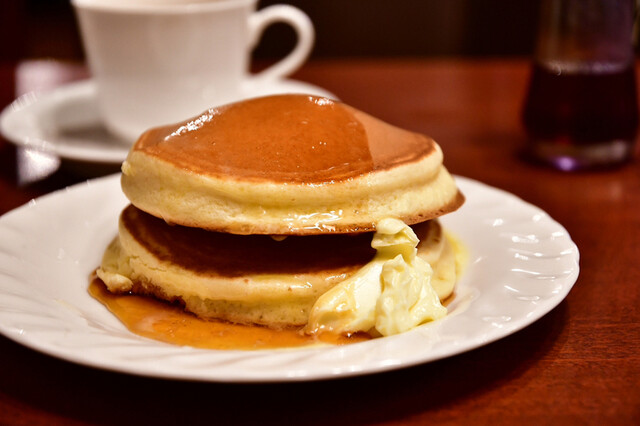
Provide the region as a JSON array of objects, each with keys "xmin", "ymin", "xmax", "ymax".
[
  {"xmin": 120, "ymin": 205, "xmax": 436, "ymax": 277},
  {"xmin": 133, "ymin": 94, "xmax": 436, "ymax": 183}
]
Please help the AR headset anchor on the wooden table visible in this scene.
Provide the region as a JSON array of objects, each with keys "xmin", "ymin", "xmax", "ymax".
[{"xmin": 0, "ymin": 59, "xmax": 638, "ymax": 425}]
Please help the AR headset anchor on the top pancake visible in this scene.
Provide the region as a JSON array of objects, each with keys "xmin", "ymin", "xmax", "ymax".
[{"xmin": 121, "ymin": 94, "xmax": 463, "ymax": 235}]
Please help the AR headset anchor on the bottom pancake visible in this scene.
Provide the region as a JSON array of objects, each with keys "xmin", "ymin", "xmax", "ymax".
[{"xmin": 97, "ymin": 205, "xmax": 459, "ymax": 328}]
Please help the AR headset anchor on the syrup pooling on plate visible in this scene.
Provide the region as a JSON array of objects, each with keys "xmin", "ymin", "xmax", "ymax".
[
  {"xmin": 89, "ymin": 275, "xmax": 370, "ymax": 350},
  {"xmin": 134, "ymin": 94, "xmax": 435, "ymax": 183}
]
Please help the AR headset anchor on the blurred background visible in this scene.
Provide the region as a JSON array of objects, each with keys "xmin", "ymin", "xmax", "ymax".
[{"xmin": 0, "ymin": 0, "xmax": 541, "ymax": 62}]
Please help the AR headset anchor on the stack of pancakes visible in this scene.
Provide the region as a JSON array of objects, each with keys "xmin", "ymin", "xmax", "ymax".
[{"xmin": 97, "ymin": 94, "xmax": 464, "ymax": 330}]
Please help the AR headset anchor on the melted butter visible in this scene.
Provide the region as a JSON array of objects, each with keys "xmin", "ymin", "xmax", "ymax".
[
  {"xmin": 305, "ymin": 218, "xmax": 447, "ymax": 336},
  {"xmin": 89, "ymin": 275, "xmax": 370, "ymax": 350},
  {"xmin": 134, "ymin": 94, "xmax": 434, "ymax": 183}
]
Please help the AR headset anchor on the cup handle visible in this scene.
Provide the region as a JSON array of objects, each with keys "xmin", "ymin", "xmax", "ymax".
[{"xmin": 248, "ymin": 5, "xmax": 314, "ymax": 81}]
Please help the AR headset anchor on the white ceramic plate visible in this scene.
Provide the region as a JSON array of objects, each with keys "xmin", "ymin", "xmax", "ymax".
[
  {"xmin": 0, "ymin": 175, "xmax": 579, "ymax": 382},
  {"xmin": 0, "ymin": 79, "xmax": 337, "ymax": 164}
]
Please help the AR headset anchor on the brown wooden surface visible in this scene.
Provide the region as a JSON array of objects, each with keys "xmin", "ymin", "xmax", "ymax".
[{"xmin": 0, "ymin": 59, "xmax": 638, "ymax": 425}]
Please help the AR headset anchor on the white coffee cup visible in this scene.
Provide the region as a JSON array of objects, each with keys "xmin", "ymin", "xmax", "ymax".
[{"xmin": 71, "ymin": 0, "xmax": 314, "ymax": 142}]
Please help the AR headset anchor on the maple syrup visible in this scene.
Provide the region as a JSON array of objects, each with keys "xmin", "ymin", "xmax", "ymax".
[{"xmin": 89, "ymin": 275, "xmax": 370, "ymax": 350}]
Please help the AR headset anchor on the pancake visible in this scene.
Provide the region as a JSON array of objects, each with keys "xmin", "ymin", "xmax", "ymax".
[
  {"xmin": 97, "ymin": 205, "xmax": 458, "ymax": 328},
  {"xmin": 121, "ymin": 94, "xmax": 464, "ymax": 235}
]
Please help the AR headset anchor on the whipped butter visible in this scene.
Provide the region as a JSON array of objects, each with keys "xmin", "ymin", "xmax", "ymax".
[{"xmin": 305, "ymin": 218, "xmax": 447, "ymax": 337}]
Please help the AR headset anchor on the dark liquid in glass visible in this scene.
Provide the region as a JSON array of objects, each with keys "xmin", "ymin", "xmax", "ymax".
[{"xmin": 522, "ymin": 61, "xmax": 639, "ymax": 169}]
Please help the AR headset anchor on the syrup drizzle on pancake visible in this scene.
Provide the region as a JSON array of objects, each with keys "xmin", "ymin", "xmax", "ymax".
[{"xmin": 134, "ymin": 95, "xmax": 435, "ymax": 183}]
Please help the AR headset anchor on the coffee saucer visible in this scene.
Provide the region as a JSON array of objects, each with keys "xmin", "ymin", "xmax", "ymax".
[{"xmin": 0, "ymin": 79, "xmax": 337, "ymax": 165}]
